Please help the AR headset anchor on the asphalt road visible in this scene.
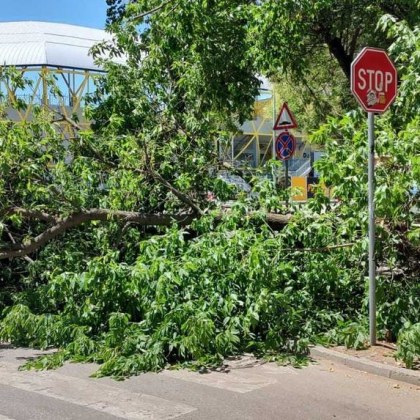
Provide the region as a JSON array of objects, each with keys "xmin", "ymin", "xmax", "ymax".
[{"xmin": 0, "ymin": 346, "xmax": 419, "ymax": 420}]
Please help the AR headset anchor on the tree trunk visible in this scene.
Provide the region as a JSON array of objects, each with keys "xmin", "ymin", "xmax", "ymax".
[
  {"xmin": 0, "ymin": 208, "xmax": 292, "ymax": 260},
  {"xmin": 326, "ymin": 37, "xmax": 352, "ymax": 81}
]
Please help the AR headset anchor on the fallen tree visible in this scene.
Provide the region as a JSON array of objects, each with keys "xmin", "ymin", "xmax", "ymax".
[
  {"xmin": 0, "ymin": 5, "xmax": 419, "ymax": 377},
  {"xmin": 0, "ymin": 207, "xmax": 291, "ymax": 260}
]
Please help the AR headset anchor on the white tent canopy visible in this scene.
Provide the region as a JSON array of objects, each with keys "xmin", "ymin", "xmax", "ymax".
[{"xmin": 0, "ymin": 21, "xmax": 115, "ymax": 71}]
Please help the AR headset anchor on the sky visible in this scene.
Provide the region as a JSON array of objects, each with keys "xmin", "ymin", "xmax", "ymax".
[{"xmin": 0, "ymin": 0, "xmax": 108, "ymax": 29}]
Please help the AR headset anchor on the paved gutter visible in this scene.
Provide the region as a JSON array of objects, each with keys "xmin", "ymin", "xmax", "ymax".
[{"xmin": 310, "ymin": 345, "xmax": 420, "ymax": 386}]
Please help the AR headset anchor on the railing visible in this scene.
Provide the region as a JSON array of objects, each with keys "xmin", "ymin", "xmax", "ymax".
[
  {"xmin": 287, "ymin": 158, "xmax": 311, "ymax": 177},
  {"xmin": 0, "ymin": 94, "xmax": 77, "ymax": 107}
]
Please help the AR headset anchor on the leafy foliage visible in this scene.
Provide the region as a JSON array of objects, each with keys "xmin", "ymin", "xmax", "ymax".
[
  {"xmin": 320, "ymin": 320, "xmax": 369, "ymax": 350},
  {"xmin": 1, "ymin": 207, "xmax": 366, "ymax": 378},
  {"xmin": 0, "ymin": 1, "xmax": 419, "ymax": 378},
  {"xmin": 311, "ymin": 16, "xmax": 420, "ymax": 349},
  {"xmin": 251, "ymin": 0, "xmax": 392, "ymax": 79},
  {"xmin": 395, "ymin": 323, "xmax": 420, "ymax": 369}
]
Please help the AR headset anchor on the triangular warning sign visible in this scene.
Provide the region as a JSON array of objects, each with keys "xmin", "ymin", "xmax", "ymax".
[{"xmin": 273, "ymin": 102, "xmax": 298, "ymax": 130}]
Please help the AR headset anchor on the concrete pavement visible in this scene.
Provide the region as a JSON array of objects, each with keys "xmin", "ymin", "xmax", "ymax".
[
  {"xmin": 310, "ymin": 345, "xmax": 420, "ymax": 386},
  {"xmin": 0, "ymin": 346, "xmax": 419, "ymax": 419}
]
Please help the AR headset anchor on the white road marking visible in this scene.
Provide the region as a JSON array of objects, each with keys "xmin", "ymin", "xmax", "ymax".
[
  {"xmin": 163, "ymin": 368, "xmax": 277, "ymax": 393},
  {"xmin": 0, "ymin": 362, "xmax": 195, "ymax": 420},
  {"xmin": 258, "ymin": 363, "xmax": 299, "ymax": 375},
  {"xmin": 0, "ymin": 415, "xmax": 16, "ymax": 420}
]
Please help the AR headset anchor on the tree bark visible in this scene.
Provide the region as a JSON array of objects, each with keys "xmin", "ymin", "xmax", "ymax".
[
  {"xmin": 0, "ymin": 208, "xmax": 291, "ymax": 260},
  {"xmin": 325, "ymin": 37, "xmax": 353, "ymax": 81},
  {"xmin": 0, "ymin": 210, "xmax": 196, "ymax": 260}
]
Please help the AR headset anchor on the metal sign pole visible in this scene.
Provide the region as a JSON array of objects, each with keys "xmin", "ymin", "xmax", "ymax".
[
  {"xmin": 285, "ymin": 159, "xmax": 289, "ymax": 207},
  {"xmin": 351, "ymin": 47, "xmax": 397, "ymax": 348},
  {"xmin": 368, "ymin": 111, "xmax": 376, "ymax": 346},
  {"xmin": 272, "ymin": 90, "xmax": 277, "ymax": 186}
]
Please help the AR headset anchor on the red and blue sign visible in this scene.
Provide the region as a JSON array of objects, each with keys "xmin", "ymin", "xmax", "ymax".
[{"xmin": 275, "ymin": 131, "xmax": 296, "ymax": 161}]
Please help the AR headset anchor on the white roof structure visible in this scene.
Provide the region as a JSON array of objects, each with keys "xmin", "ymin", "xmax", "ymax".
[
  {"xmin": 256, "ymin": 75, "xmax": 272, "ymax": 101},
  {"xmin": 0, "ymin": 21, "xmax": 114, "ymax": 71}
]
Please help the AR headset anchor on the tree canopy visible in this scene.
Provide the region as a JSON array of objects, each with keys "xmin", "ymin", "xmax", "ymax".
[{"xmin": 0, "ymin": 1, "xmax": 419, "ymax": 375}]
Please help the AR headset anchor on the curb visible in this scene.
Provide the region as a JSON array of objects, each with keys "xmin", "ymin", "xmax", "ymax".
[{"xmin": 310, "ymin": 346, "xmax": 420, "ymax": 386}]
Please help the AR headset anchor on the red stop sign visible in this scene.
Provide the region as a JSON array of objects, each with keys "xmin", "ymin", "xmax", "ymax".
[{"xmin": 351, "ymin": 47, "xmax": 397, "ymax": 113}]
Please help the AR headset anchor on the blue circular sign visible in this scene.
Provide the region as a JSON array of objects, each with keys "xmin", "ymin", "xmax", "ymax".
[{"xmin": 275, "ymin": 131, "xmax": 296, "ymax": 161}]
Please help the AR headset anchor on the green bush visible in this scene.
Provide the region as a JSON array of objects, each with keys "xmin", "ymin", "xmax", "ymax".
[
  {"xmin": 396, "ymin": 323, "xmax": 420, "ymax": 369},
  {"xmin": 0, "ymin": 212, "xmax": 367, "ymax": 378}
]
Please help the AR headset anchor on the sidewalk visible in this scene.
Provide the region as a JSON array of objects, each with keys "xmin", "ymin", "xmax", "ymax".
[{"xmin": 310, "ymin": 345, "xmax": 420, "ymax": 386}]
